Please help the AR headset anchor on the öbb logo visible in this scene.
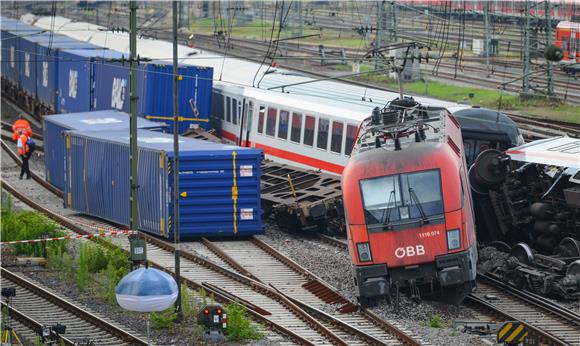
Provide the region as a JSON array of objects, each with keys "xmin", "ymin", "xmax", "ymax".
[
  {"xmin": 111, "ymin": 78, "xmax": 128, "ymax": 110},
  {"xmin": 394, "ymin": 245, "xmax": 425, "ymax": 258}
]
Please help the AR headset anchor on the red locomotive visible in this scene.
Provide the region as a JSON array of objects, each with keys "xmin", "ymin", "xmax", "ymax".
[
  {"xmin": 342, "ymin": 98, "xmax": 477, "ymax": 306},
  {"xmin": 555, "ymin": 21, "xmax": 580, "ymax": 63}
]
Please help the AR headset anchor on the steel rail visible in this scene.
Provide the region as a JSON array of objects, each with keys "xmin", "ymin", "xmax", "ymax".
[
  {"xmin": 0, "ymin": 179, "xmax": 348, "ymax": 346},
  {"xmin": 1, "ymin": 268, "xmax": 147, "ymax": 345},
  {"xmin": 466, "ymin": 273, "xmax": 580, "ymax": 346},
  {"xmin": 0, "ymin": 302, "xmax": 76, "ymax": 346},
  {"xmin": 202, "ymin": 236, "xmax": 422, "ymax": 346},
  {"xmin": 1, "ymin": 139, "xmax": 63, "ymax": 197}
]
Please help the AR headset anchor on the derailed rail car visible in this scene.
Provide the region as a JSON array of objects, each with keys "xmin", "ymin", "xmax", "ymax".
[
  {"xmin": 64, "ymin": 129, "xmax": 263, "ymax": 239},
  {"xmin": 342, "ymin": 98, "xmax": 478, "ymax": 306}
]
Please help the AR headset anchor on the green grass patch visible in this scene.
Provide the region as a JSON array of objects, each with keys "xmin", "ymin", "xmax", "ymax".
[
  {"xmin": 1, "ymin": 197, "xmax": 66, "ymax": 256},
  {"xmin": 426, "ymin": 314, "xmax": 447, "ymax": 329},
  {"xmin": 224, "ymin": 302, "xmax": 263, "ymax": 341}
]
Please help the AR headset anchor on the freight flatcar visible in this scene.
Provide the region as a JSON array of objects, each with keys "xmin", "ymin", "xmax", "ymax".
[
  {"xmin": 64, "ymin": 129, "xmax": 263, "ymax": 239},
  {"xmin": 43, "ymin": 110, "xmax": 166, "ymax": 191},
  {"xmin": 341, "ymin": 98, "xmax": 477, "ymax": 306}
]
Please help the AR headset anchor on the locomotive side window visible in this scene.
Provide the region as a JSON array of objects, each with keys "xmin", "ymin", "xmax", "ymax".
[
  {"xmin": 360, "ymin": 169, "xmax": 444, "ymax": 228},
  {"xmin": 303, "ymin": 115, "xmax": 315, "ymax": 146},
  {"xmin": 231, "ymin": 98, "xmax": 238, "ymax": 125},
  {"xmin": 345, "ymin": 124, "xmax": 358, "ymax": 156},
  {"xmin": 278, "ymin": 110, "xmax": 289, "ymax": 140},
  {"xmin": 266, "ymin": 107, "xmax": 277, "ymax": 136},
  {"xmin": 290, "ymin": 112, "xmax": 302, "ymax": 143},
  {"xmin": 317, "ymin": 118, "xmax": 329, "ymax": 150},
  {"xmin": 330, "ymin": 121, "xmax": 344, "ymax": 154},
  {"xmin": 257, "ymin": 105, "xmax": 265, "ymax": 134},
  {"xmin": 225, "ymin": 96, "xmax": 231, "ymax": 123}
]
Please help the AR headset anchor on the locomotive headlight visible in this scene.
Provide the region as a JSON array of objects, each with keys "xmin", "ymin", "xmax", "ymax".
[
  {"xmin": 357, "ymin": 242, "xmax": 372, "ymax": 262},
  {"xmin": 447, "ymin": 229, "xmax": 461, "ymax": 250}
]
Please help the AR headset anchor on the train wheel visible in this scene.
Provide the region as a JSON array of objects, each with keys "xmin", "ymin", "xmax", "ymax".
[
  {"xmin": 510, "ymin": 243, "xmax": 534, "ymax": 265},
  {"xmin": 557, "ymin": 237, "xmax": 580, "ymax": 258}
]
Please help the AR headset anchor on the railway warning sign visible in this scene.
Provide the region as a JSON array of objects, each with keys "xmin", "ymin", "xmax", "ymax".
[{"xmin": 497, "ymin": 321, "xmax": 528, "ymax": 344}]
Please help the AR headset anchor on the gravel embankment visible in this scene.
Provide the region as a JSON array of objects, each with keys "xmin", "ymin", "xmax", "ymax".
[{"xmin": 257, "ymin": 223, "xmax": 490, "ymax": 346}]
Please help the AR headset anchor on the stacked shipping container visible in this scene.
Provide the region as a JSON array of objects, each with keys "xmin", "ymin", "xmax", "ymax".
[{"xmin": 1, "ymin": 16, "xmax": 214, "ymax": 133}]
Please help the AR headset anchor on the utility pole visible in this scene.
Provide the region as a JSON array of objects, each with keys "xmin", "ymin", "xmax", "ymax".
[
  {"xmin": 172, "ymin": 0, "xmax": 183, "ymax": 322},
  {"xmin": 545, "ymin": 0, "xmax": 554, "ymax": 96},
  {"xmin": 522, "ymin": 0, "xmax": 531, "ymax": 94},
  {"xmin": 484, "ymin": 1, "xmax": 491, "ymax": 76},
  {"xmin": 129, "ymin": 1, "xmax": 139, "ymax": 236}
]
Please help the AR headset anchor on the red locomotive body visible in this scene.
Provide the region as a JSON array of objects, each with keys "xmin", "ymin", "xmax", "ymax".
[
  {"xmin": 342, "ymin": 99, "xmax": 477, "ymax": 305},
  {"xmin": 555, "ymin": 21, "xmax": 580, "ymax": 63}
]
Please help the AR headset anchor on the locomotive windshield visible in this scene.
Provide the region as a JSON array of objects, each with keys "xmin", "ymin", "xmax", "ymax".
[{"xmin": 360, "ymin": 169, "xmax": 444, "ymax": 229}]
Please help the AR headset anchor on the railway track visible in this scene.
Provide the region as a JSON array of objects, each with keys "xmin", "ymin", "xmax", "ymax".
[
  {"xmin": 0, "ymin": 175, "xmax": 423, "ymax": 346},
  {"xmin": 199, "ymin": 237, "xmax": 425, "ymax": 346},
  {"xmin": 0, "ymin": 268, "xmax": 147, "ymax": 345},
  {"xmin": 312, "ymin": 237, "xmax": 580, "ymax": 346},
  {"xmin": 467, "ymin": 274, "xmax": 580, "ymax": 346}
]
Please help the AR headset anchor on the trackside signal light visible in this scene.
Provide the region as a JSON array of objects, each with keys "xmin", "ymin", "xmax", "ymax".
[
  {"xmin": 447, "ymin": 229, "xmax": 461, "ymax": 250},
  {"xmin": 203, "ymin": 309, "xmax": 209, "ymax": 315},
  {"xmin": 357, "ymin": 242, "xmax": 372, "ymax": 262}
]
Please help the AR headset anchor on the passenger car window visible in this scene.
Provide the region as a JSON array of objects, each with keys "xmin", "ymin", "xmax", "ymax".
[
  {"xmin": 226, "ymin": 96, "xmax": 231, "ymax": 123},
  {"xmin": 231, "ymin": 98, "xmax": 238, "ymax": 125},
  {"xmin": 317, "ymin": 118, "xmax": 329, "ymax": 150},
  {"xmin": 278, "ymin": 110, "xmax": 289, "ymax": 140},
  {"xmin": 345, "ymin": 124, "xmax": 358, "ymax": 156},
  {"xmin": 266, "ymin": 107, "xmax": 277, "ymax": 136},
  {"xmin": 213, "ymin": 93, "xmax": 224, "ymax": 120},
  {"xmin": 330, "ymin": 121, "xmax": 344, "ymax": 153},
  {"xmin": 257, "ymin": 105, "xmax": 265, "ymax": 134},
  {"xmin": 303, "ymin": 115, "xmax": 315, "ymax": 146},
  {"xmin": 291, "ymin": 112, "xmax": 302, "ymax": 143}
]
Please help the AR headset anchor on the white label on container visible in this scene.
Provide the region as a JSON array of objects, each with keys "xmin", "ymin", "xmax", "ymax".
[
  {"xmin": 24, "ymin": 52, "xmax": 30, "ymax": 77},
  {"xmin": 138, "ymin": 137, "xmax": 184, "ymax": 144},
  {"xmin": 80, "ymin": 117, "xmax": 123, "ymax": 125},
  {"xmin": 240, "ymin": 165, "xmax": 253, "ymax": 177},
  {"xmin": 68, "ymin": 70, "xmax": 78, "ymax": 99},
  {"xmin": 134, "ymin": 247, "xmax": 144, "ymax": 254},
  {"xmin": 240, "ymin": 208, "xmax": 253, "ymax": 220},
  {"xmin": 111, "ymin": 77, "xmax": 127, "ymax": 110},
  {"xmin": 42, "ymin": 61, "xmax": 49, "ymax": 87},
  {"xmin": 10, "ymin": 46, "xmax": 15, "ymax": 68}
]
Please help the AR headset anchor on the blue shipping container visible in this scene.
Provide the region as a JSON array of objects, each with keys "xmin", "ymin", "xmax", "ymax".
[
  {"xmin": 43, "ymin": 110, "xmax": 166, "ymax": 191},
  {"xmin": 64, "ymin": 129, "xmax": 263, "ymax": 239},
  {"xmin": 1, "ymin": 20, "xmax": 43, "ymax": 88},
  {"xmin": 36, "ymin": 39, "xmax": 103, "ymax": 111},
  {"xmin": 57, "ymin": 48, "xmax": 125, "ymax": 113},
  {"xmin": 92, "ymin": 60, "xmax": 213, "ymax": 133},
  {"xmin": 19, "ymin": 33, "xmax": 80, "ymax": 100}
]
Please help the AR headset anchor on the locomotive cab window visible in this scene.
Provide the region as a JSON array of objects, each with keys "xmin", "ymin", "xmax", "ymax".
[
  {"xmin": 360, "ymin": 169, "xmax": 444, "ymax": 228},
  {"xmin": 257, "ymin": 105, "xmax": 265, "ymax": 134},
  {"xmin": 266, "ymin": 107, "xmax": 277, "ymax": 136},
  {"xmin": 317, "ymin": 118, "xmax": 329, "ymax": 150},
  {"xmin": 278, "ymin": 110, "xmax": 289, "ymax": 140}
]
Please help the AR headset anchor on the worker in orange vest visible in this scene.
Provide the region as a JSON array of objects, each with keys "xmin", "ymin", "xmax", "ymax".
[
  {"xmin": 17, "ymin": 130, "xmax": 31, "ymax": 180},
  {"xmin": 12, "ymin": 115, "xmax": 33, "ymax": 141}
]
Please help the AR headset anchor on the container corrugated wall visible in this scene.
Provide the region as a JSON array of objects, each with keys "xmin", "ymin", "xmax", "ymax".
[
  {"xmin": 43, "ymin": 110, "xmax": 165, "ymax": 191},
  {"xmin": 64, "ymin": 130, "xmax": 263, "ymax": 239},
  {"xmin": 170, "ymin": 149, "xmax": 262, "ymax": 238},
  {"xmin": 57, "ymin": 50, "xmax": 94, "ymax": 113}
]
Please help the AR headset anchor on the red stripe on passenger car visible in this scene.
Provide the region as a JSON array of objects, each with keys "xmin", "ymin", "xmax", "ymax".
[{"xmin": 222, "ymin": 130, "xmax": 344, "ymax": 174}]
